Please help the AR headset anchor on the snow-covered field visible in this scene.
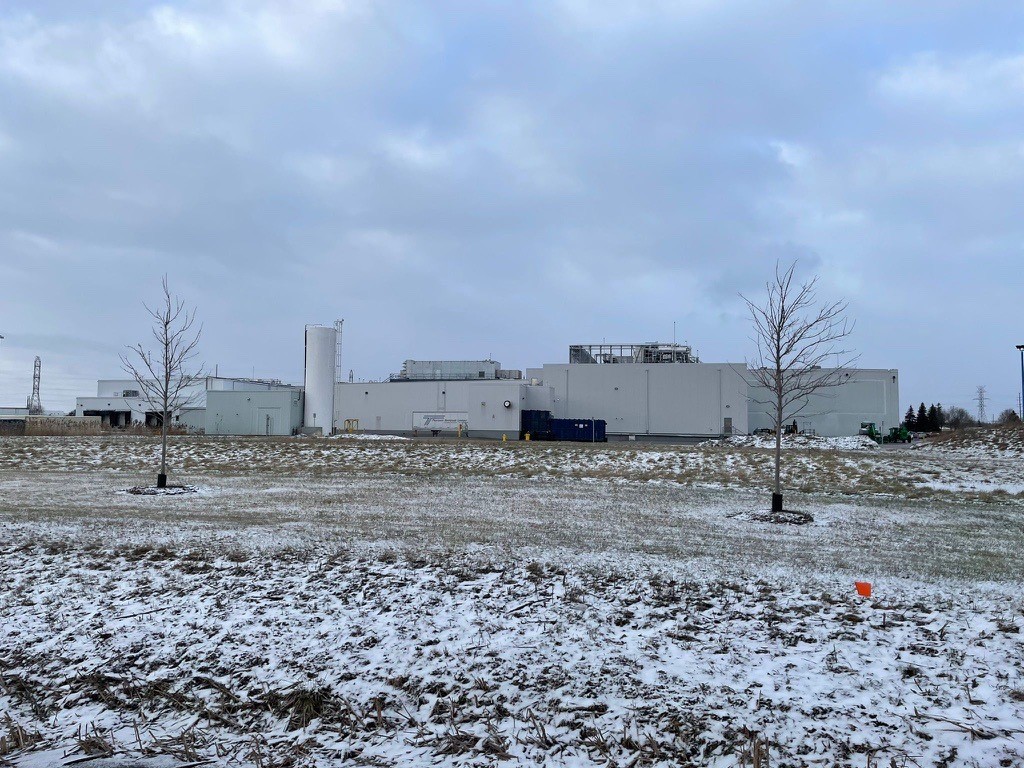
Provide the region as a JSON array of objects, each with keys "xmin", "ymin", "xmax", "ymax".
[{"xmin": 2, "ymin": 433, "xmax": 1023, "ymax": 767}]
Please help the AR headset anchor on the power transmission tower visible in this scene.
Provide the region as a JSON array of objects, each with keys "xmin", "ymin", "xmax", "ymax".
[
  {"xmin": 27, "ymin": 356, "xmax": 43, "ymax": 414},
  {"xmin": 974, "ymin": 385, "xmax": 987, "ymax": 424}
]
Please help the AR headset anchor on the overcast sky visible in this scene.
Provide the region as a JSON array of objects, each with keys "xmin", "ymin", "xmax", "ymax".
[{"xmin": 1, "ymin": 1, "xmax": 1022, "ymax": 416}]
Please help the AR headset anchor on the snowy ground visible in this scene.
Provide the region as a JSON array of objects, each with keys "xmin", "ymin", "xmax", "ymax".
[
  {"xmin": 914, "ymin": 426, "xmax": 1024, "ymax": 460},
  {"xmin": 725, "ymin": 433, "xmax": 881, "ymax": 451},
  {"xmin": 2, "ymin": 433, "xmax": 1023, "ymax": 767},
  {"xmin": 327, "ymin": 433, "xmax": 411, "ymax": 441}
]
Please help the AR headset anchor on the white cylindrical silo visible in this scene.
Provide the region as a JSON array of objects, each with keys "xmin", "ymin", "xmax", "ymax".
[{"xmin": 304, "ymin": 325, "xmax": 337, "ymax": 434}]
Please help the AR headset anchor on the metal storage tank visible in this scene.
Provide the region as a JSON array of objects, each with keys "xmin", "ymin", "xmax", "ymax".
[{"xmin": 303, "ymin": 325, "xmax": 337, "ymax": 433}]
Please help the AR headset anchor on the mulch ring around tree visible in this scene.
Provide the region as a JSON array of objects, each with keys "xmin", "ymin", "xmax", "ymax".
[
  {"xmin": 748, "ymin": 509, "xmax": 815, "ymax": 525},
  {"xmin": 121, "ymin": 485, "xmax": 200, "ymax": 496}
]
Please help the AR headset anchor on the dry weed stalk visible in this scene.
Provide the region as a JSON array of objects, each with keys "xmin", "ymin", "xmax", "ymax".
[{"xmin": 0, "ymin": 715, "xmax": 41, "ymax": 757}]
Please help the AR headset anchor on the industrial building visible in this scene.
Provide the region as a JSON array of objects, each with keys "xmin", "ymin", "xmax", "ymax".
[
  {"xmin": 747, "ymin": 369, "xmax": 900, "ymax": 436},
  {"xmin": 531, "ymin": 342, "xmax": 747, "ymax": 441},
  {"xmin": 74, "ymin": 376, "xmax": 299, "ymax": 433},
  {"xmin": 67, "ymin": 325, "xmax": 900, "ymax": 442},
  {"xmin": 76, "ymin": 379, "xmax": 204, "ymax": 429},
  {"xmin": 206, "ymin": 389, "xmax": 303, "ymax": 436},
  {"xmin": 336, "ymin": 378, "xmax": 551, "ymax": 440},
  {"xmin": 334, "ymin": 356, "xmax": 546, "ymax": 439}
]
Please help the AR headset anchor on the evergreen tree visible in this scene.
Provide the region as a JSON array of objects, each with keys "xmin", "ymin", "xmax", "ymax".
[
  {"xmin": 936, "ymin": 403, "xmax": 945, "ymax": 430},
  {"xmin": 904, "ymin": 405, "xmax": 917, "ymax": 430},
  {"xmin": 927, "ymin": 404, "xmax": 939, "ymax": 432},
  {"xmin": 917, "ymin": 402, "xmax": 929, "ymax": 431}
]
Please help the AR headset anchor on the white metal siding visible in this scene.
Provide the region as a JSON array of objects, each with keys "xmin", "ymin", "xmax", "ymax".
[
  {"xmin": 335, "ymin": 380, "xmax": 539, "ymax": 438},
  {"xmin": 543, "ymin": 363, "xmax": 748, "ymax": 437},
  {"xmin": 205, "ymin": 390, "xmax": 304, "ymax": 436},
  {"xmin": 746, "ymin": 369, "xmax": 900, "ymax": 437}
]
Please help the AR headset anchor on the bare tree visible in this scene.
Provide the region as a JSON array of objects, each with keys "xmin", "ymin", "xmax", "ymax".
[
  {"xmin": 944, "ymin": 405, "xmax": 976, "ymax": 430},
  {"xmin": 742, "ymin": 262, "xmax": 857, "ymax": 513},
  {"xmin": 120, "ymin": 276, "xmax": 203, "ymax": 488}
]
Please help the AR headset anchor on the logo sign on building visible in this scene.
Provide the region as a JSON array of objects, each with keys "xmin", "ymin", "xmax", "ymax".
[{"xmin": 412, "ymin": 412, "xmax": 469, "ymax": 432}]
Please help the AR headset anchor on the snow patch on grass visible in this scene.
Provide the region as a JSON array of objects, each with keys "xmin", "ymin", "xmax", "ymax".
[
  {"xmin": 727, "ymin": 434, "xmax": 880, "ymax": 451},
  {"xmin": 328, "ymin": 433, "xmax": 411, "ymax": 441},
  {"xmin": 915, "ymin": 426, "xmax": 1024, "ymax": 459}
]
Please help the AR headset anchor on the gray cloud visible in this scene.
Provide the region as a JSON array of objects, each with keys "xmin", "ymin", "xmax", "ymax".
[{"xmin": 0, "ymin": 1, "xmax": 1022, "ymax": 415}]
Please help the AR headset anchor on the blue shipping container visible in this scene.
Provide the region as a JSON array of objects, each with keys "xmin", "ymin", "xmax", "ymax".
[{"xmin": 549, "ymin": 418, "xmax": 607, "ymax": 442}]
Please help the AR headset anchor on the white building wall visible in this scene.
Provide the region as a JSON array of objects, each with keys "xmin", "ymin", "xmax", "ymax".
[
  {"xmin": 177, "ymin": 407, "xmax": 207, "ymax": 433},
  {"xmin": 335, "ymin": 380, "xmax": 550, "ymax": 439},
  {"xmin": 97, "ymin": 379, "xmax": 144, "ymax": 397},
  {"xmin": 206, "ymin": 390, "xmax": 303, "ymax": 436},
  {"xmin": 746, "ymin": 368, "xmax": 900, "ymax": 437},
  {"xmin": 540, "ymin": 363, "xmax": 748, "ymax": 439},
  {"xmin": 206, "ymin": 377, "xmax": 296, "ymax": 393},
  {"xmin": 94, "ymin": 377, "xmax": 285, "ymax": 406},
  {"xmin": 78, "ymin": 377, "xmax": 299, "ymax": 426},
  {"xmin": 523, "ymin": 384, "xmax": 554, "ymax": 413}
]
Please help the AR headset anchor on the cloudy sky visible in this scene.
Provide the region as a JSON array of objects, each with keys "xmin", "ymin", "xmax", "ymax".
[{"xmin": 1, "ymin": 1, "xmax": 1022, "ymax": 416}]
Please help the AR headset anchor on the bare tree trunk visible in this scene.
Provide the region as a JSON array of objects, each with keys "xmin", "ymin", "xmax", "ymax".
[
  {"xmin": 158, "ymin": 420, "xmax": 168, "ymax": 486},
  {"xmin": 773, "ymin": 391, "xmax": 783, "ymax": 511},
  {"xmin": 159, "ymin": 406, "xmax": 168, "ymax": 487},
  {"xmin": 159, "ymin": 321, "xmax": 167, "ymax": 489},
  {"xmin": 159, "ymin": 338, "xmax": 170, "ymax": 487}
]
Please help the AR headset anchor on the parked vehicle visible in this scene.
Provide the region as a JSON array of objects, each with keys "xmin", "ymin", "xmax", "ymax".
[
  {"xmin": 859, "ymin": 422, "xmax": 882, "ymax": 443},
  {"xmin": 883, "ymin": 426, "xmax": 911, "ymax": 443}
]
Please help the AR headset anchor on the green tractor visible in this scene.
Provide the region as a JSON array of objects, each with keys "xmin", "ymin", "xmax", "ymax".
[
  {"xmin": 859, "ymin": 422, "xmax": 882, "ymax": 443},
  {"xmin": 883, "ymin": 425, "xmax": 911, "ymax": 444}
]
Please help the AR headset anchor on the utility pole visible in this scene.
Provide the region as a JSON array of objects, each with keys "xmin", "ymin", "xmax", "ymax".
[
  {"xmin": 1016, "ymin": 344, "xmax": 1024, "ymax": 420},
  {"xmin": 974, "ymin": 385, "xmax": 987, "ymax": 424}
]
